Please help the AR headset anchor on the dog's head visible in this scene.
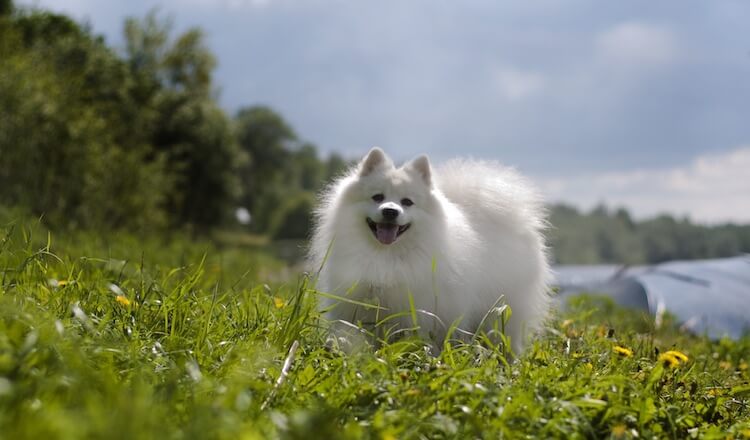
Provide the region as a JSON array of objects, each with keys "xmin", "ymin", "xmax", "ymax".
[{"xmin": 344, "ymin": 147, "xmax": 436, "ymax": 246}]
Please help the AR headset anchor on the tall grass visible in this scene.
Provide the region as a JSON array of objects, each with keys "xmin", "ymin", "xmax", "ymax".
[{"xmin": 0, "ymin": 215, "xmax": 748, "ymax": 439}]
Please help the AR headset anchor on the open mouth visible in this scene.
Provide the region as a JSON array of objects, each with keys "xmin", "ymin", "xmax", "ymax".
[{"xmin": 366, "ymin": 218, "xmax": 411, "ymax": 245}]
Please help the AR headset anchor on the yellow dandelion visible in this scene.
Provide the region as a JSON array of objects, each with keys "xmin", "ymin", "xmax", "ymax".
[
  {"xmin": 739, "ymin": 361, "xmax": 748, "ymax": 371},
  {"xmin": 719, "ymin": 361, "xmax": 733, "ymax": 371},
  {"xmin": 585, "ymin": 362, "xmax": 594, "ymax": 371},
  {"xmin": 273, "ymin": 297, "xmax": 285, "ymax": 309},
  {"xmin": 49, "ymin": 279, "xmax": 72, "ymax": 288},
  {"xmin": 664, "ymin": 350, "xmax": 688, "ymax": 362},
  {"xmin": 613, "ymin": 345, "xmax": 633, "ymax": 357},
  {"xmin": 658, "ymin": 351, "xmax": 688, "ymax": 368},
  {"xmin": 658, "ymin": 353, "xmax": 677, "ymax": 367},
  {"xmin": 115, "ymin": 295, "xmax": 131, "ymax": 307}
]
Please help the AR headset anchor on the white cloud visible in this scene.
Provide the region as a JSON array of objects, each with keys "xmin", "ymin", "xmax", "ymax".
[
  {"xmin": 596, "ymin": 21, "xmax": 678, "ymax": 69},
  {"xmin": 541, "ymin": 146, "xmax": 750, "ymax": 224},
  {"xmin": 493, "ymin": 67, "xmax": 545, "ymax": 101}
]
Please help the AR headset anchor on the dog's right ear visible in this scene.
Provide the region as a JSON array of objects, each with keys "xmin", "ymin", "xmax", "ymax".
[
  {"xmin": 404, "ymin": 154, "xmax": 432, "ymax": 187},
  {"xmin": 359, "ymin": 147, "xmax": 392, "ymax": 177}
]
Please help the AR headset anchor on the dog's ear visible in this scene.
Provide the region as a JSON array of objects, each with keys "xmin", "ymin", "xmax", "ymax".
[
  {"xmin": 405, "ymin": 154, "xmax": 432, "ymax": 186},
  {"xmin": 359, "ymin": 147, "xmax": 392, "ymax": 177}
]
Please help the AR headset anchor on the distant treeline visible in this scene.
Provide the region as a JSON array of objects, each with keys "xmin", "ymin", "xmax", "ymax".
[
  {"xmin": 0, "ymin": 3, "xmax": 346, "ymax": 236},
  {"xmin": 548, "ymin": 204, "xmax": 750, "ymax": 264},
  {"xmin": 1, "ymin": 3, "xmax": 749, "ymax": 264}
]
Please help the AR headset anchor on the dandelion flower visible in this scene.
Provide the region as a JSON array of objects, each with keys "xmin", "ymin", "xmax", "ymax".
[
  {"xmin": 658, "ymin": 350, "xmax": 688, "ymax": 368},
  {"xmin": 115, "ymin": 295, "xmax": 131, "ymax": 307},
  {"xmin": 659, "ymin": 353, "xmax": 680, "ymax": 368},
  {"xmin": 273, "ymin": 297, "xmax": 285, "ymax": 309},
  {"xmin": 613, "ymin": 345, "xmax": 633, "ymax": 357},
  {"xmin": 664, "ymin": 350, "xmax": 688, "ymax": 362},
  {"xmin": 48, "ymin": 279, "xmax": 71, "ymax": 288}
]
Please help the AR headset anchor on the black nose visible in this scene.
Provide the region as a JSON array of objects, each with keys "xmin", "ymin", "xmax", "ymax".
[{"xmin": 382, "ymin": 208, "xmax": 399, "ymax": 220}]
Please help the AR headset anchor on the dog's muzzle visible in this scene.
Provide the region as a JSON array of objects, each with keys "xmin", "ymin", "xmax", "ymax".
[{"xmin": 366, "ymin": 218, "xmax": 411, "ymax": 245}]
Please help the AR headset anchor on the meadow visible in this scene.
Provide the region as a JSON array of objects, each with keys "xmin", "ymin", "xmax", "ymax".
[{"xmin": 1, "ymin": 214, "xmax": 749, "ymax": 439}]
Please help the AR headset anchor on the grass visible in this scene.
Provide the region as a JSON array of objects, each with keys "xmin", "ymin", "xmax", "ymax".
[{"xmin": 0, "ymin": 216, "xmax": 749, "ymax": 439}]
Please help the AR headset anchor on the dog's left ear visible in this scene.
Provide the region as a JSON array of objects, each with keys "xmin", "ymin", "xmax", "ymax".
[{"xmin": 405, "ymin": 155, "xmax": 432, "ymax": 186}]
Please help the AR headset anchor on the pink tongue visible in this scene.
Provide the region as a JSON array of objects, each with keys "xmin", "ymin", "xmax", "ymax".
[{"xmin": 375, "ymin": 223, "xmax": 399, "ymax": 244}]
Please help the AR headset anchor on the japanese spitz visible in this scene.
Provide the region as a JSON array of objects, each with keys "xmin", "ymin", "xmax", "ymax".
[{"xmin": 309, "ymin": 148, "xmax": 550, "ymax": 353}]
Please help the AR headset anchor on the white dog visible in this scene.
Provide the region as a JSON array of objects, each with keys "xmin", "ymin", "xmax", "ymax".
[{"xmin": 309, "ymin": 148, "xmax": 550, "ymax": 353}]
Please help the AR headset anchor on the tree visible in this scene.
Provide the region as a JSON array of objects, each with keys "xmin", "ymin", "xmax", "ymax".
[
  {"xmin": 0, "ymin": 8, "xmax": 248, "ymax": 231},
  {"xmin": 324, "ymin": 153, "xmax": 349, "ymax": 181},
  {"xmin": 270, "ymin": 192, "xmax": 315, "ymax": 240},
  {"xmin": 291, "ymin": 143, "xmax": 324, "ymax": 191},
  {"xmin": 1, "ymin": 0, "xmax": 13, "ymax": 16},
  {"xmin": 123, "ymin": 11, "xmax": 244, "ymax": 229},
  {"xmin": 0, "ymin": 10, "xmax": 169, "ymax": 229},
  {"xmin": 234, "ymin": 105, "xmax": 297, "ymax": 229},
  {"xmin": 546, "ymin": 203, "xmax": 750, "ymax": 264}
]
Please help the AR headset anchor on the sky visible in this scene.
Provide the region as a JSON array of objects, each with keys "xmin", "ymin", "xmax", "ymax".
[{"xmin": 21, "ymin": 0, "xmax": 750, "ymax": 223}]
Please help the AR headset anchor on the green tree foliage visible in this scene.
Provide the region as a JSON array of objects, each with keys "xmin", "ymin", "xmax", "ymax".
[
  {"xmin": 270, "ymin": 192, "xmax": 316, "ymax": 240},
  {"xmin": 233, "ymin": 106, "xmax": 345, "ymax": 236},
  {"xmin": 123, "ymin": 12, "xmax": 245, "ymax": 230},
  {"xmin": 235, "ymin": 105, "xmax": 296, "ymax": 227},
  {"xmin": 324, "ymin": 152, "xmax": 350, "ymax": 180},
  {"xmin": 549, "ymin": 204, "xmax": 750, "ymax": 264},
  {"xmin": 0, "ymin": 10, "xmax": 169, "ymax": 229},
  {"xmin": 0, "ymin": 5, "xmax": 343, "ymax": 237},
  {"xmin": 0, "ymin": 0, "xmax": 12, "ymax": 16},
  {"xmin": 0, "ymin": 8, "xmax": 250, "ymax": 231},
  {"xmin": 291, "ymin": 143, "xmax": 325, "ymax": 191}
]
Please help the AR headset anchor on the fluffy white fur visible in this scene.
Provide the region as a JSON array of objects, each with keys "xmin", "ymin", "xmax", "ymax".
[{"xmin": 309, "ymin": 148, "xmax": 551, "ymax": 353}]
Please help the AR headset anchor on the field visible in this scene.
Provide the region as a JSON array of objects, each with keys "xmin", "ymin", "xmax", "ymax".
[{"xmin": 1, "ymin": 216, "xmax": 749, "ymax": 439}]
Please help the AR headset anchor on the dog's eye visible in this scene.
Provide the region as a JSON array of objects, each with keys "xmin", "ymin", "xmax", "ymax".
[
  {"xmin": 372, "ymin": 193, "xmax": 385, "ymax": 203},
  {"xmin": 401, "ymin": 198, "xmax": 414, "ymax": 207}
]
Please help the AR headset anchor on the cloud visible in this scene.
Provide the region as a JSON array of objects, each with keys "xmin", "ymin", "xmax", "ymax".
[
  {"xmin": 492, "ymin": 67, "xmax": 545, "ymax": 101},
  {"xmin": 541, "ymin": 146, "xmax": 750, "ymax": 224},
  {"xmin": 18, "ymin": 0, "xmax": 750, "ymax": 190},
  {"xmin": 185, "ymin": 0, "xmax": 273, "ymax": 9},
  {"xmin": 595, "ymin": 21, "xmax": 679, "ymax": 69}
]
